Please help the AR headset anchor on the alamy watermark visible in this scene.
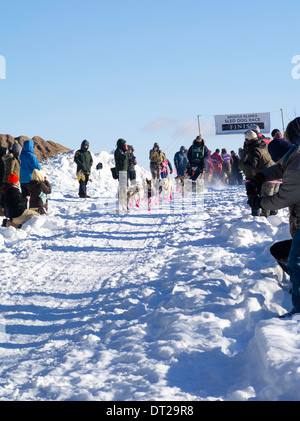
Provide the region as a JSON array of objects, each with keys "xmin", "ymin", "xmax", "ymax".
[
  {"xmin": 292, "ymin": 55, "xmax": 300, "ymax": 80},
  {"xmin": 0, "ymin": 55, "xmax": 6, "ymax": 79}
]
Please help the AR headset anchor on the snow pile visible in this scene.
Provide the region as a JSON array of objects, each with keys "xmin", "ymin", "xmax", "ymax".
[{"xmin": 0, "ymin": 150, "xmax": 298, "ymax": 401}]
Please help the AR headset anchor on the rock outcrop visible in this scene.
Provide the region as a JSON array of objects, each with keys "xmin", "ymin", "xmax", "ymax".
[{"xmin": 0, "ymin": 134, "xmax": 70, "ymax": 161}]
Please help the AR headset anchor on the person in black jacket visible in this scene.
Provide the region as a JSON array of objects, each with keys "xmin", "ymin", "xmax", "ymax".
[
  {"xmin": 187, "ymin": 136, "xmax": 209, "ymax": 181},
  {"xmin": 1, "ymin": 173, "xmax": 40, "ymax": 229},
  {"xmin": 74, "ymin": 140, "xmax": 93, "ymax": 198}
]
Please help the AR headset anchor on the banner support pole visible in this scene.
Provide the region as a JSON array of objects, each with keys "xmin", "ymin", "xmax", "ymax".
[
  {"xmin": 280, "ymin": 108, "xmax": 285, "ymax": 134},
  {"xmin": 197, "ymin": 114, "xmax": 201, "ymax": 137}
]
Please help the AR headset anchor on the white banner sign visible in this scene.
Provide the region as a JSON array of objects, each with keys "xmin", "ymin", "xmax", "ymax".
[{"xmin": 214, "ymin": 112, "xmax": 271, "ymax": 135}]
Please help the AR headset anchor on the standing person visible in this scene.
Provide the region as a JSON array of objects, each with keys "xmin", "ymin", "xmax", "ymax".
[
  {"xmin": 114, "ymin": 138, "xmax": 130, "ymax": 210},
  {"xmin": 187, "ymin": 136, "xmax": 209, "ymax": 181},
  {"xmin": 127, "ymin": 145, "xmax": 137, "ymax": 185},
  {"xmin": 248, "ymin": 124, "xmax": 271, "ymax": 145},
  {"xmin": 1, "ymin": 173, "xmax": 40, "ymax": 229},
  {"xmin": 114, "ymin": 138, "xmax": 129, "ymax": 180},
  {"xmin": 74, "ymin": 139, "xmax": 93, "ymax": 198},
  {"xmin": 240, "ymin": 129, "xmax": 276, "ymax": 217},
  {"xmin": 27, "ymin": 169, "xmax": 52, "ymax": 215},
  {"xmin": 11, "ymin": 140, "xmax": 22, "ymax": 158},
  {"xmin": 221, "ymin": 148, "xmax": 231, "ymax": 183},
  {"xmin": 149, "ymin": 142, "xmax": 166, "ymax": 179},
  {"xmin": 2, "ymin": 147, "xmax": 21, "ymax": 183},
  {"xmin": 205, "ymin": 151, "xmax": 214, "ymax": 184},
  {"xmin": 19, "ymin": 140, "xmax": 41, "ymax": 198},
  {"xmin": 246, "ymin": 117, "xmax": 300, "ymax": 317},
  {"xmin": 230, "ymin": 150, "xmax": 243, "ymax": 185},
  {"xmin": 211, "ymin": 149, "xmax": 223, "ymax": 182},
  {"xmin": 174, "ymin": 146, "xmax": 188, "ymax": 177},
  {"xmin": 268, "ymin": 129, "xmax": 292, "ymax": 163}
]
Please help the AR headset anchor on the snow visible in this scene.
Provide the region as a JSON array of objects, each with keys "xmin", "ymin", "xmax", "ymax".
[{"xmin": 0, "ymin": 149, "xmax": 299, "ymax": 401}]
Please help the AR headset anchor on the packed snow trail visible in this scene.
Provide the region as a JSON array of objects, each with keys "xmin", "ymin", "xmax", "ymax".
[{"xmin": 0, "ymin": 151, "xmax": 299, "ymax": 401}]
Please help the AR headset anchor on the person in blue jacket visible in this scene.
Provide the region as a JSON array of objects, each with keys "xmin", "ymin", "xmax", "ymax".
[
  {"xmin": 174, "ymin": 146, "xmax": 188, "ymax": 177},
  {"xmin": 268, "ymin": 129, "xmax": 292, "ymax": 162},
  {"xmin": 19, "ymin": 140, "xmax": 41, "ymax": 198}
]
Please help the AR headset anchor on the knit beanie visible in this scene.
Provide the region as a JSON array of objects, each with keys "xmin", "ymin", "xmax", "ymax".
[
  {"xmin": 8, "ymin": 173, "xmax": 19, "ymax": 183},
  {"xmin": 31, "ymin": 169, "xmax": 44, "ymax": 182},
  {"xmin": 244, "ymin": 130, "xmax": 258, "ymax": 142},
  {"xmin": 12, "ymin": 141, "xmax": 22, "ymax": 157}
]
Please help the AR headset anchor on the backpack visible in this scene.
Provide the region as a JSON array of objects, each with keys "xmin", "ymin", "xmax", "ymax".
[
  {"xmin": 110, "ymin": 167, "xmax": 118, "ymax": 180},
  {"xmin": 192, "ymin": 145, "xmax": 205, "ymax": 163}
]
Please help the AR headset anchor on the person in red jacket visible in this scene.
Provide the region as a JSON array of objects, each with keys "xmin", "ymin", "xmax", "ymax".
[{"xmin": 211, "ymin": 149, "xmax": 223, "ymax": 182}]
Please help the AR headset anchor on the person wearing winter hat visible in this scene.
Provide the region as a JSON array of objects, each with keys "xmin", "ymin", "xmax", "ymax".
[
  {"xmin": 2, "ymin": 146, "xmax": 21, "ymax": 184},
  {"xmin": 27, "ymin": 169, "xmax": 52, "ymax": 214},
  {"xmin": 1, "ymin": 173, "xmax": 40, "ymax": 229},
  {"xmin": 246, "ymin": 117, "xmax": 300, "ymax": 317},
  {"xmin": 149, "ymin": 142, "xmax": 166, "ymax": 179},
  {"xmin": 11, "ymin": 140, "xmax": 22, "ymax": 158},
  {"xmin": 248, "ymin": 123, "xmax": 271, "ymax": 144},
  {"xmin": 239, "ymin": 129, "xmax": 276, "ymax": 217},
  {"xmin": 187, "ymin": 136, "xmax": 209, "ymax": 182},
  {"xmin": 74, "ymin": 139, "xmax": 93, "ymax": 198}
]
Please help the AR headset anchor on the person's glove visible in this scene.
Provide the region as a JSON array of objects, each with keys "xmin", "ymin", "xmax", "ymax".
[
  {"xmin": 246, "ymin": 173, "xmax": 265, "ymax": 196},
  {"xmin": 247, "ymin": 195, "xmax": 262, "ymax": 209}
]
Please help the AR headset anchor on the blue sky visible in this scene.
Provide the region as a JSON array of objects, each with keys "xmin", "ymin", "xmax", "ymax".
[{"xmin": 1, "ymin": 0, "xmax": 300, "ymax": 170}]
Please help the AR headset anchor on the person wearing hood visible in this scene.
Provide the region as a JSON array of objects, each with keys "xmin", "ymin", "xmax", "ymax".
[
  {"xmin": 187, "ymin": 136, "xmax": 209, "ymax": 181},
  {"xmin": 1, "ymin": 173, "xmax": 40, "ymax": 229},
  {"xmin": 19, "ymin": 140, "xmax": 41, "ymax": 198},
  {"xmin": 149, "ymin": 142, "xmax": 166, "ymax": 179},
  {"xmin": 174, "ymin": 146, "xmax": 188, "ymax": 177},
  {"xmin": 74, "ymin": 139, "xmax": 93, "ymax": 198},
  {"xmin": 246, "ymin": 117, "xmax": 300, "ymax": 317},
  {"xmin": 114, "ymin": 138, "xmax": 129, "ymax": 178},
  {"xmin": 27, "ymin": 169, "xmax": 52, "ymax": 214}
]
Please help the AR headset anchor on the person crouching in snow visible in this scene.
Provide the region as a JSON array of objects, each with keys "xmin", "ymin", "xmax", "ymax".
[
  {"xmin": 27, "ymin": 169, "xmax": 51, "ymax": 215},
  {"xmin": 246, "ymin": 117, "xmax": 300, "ymax": 317},
  {"xmin": 1, "ymin": 173, "xmax": 40, "ymax": 229}
]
